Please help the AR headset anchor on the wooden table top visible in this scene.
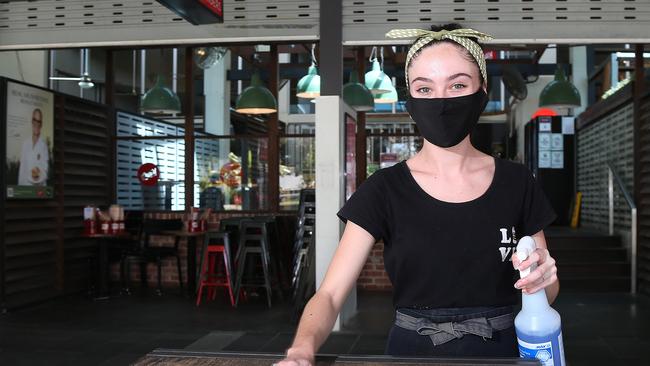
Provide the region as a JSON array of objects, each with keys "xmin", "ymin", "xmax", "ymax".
[
  {"xmin": 133, "ymin": 350, "xmax": 541, "ymax": 366},
  {"xmin": 83, "ymin": 232, "xmax": 131, "ymax": 239}
]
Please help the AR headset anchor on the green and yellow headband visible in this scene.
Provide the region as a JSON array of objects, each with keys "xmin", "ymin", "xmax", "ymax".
[{"xmin": 385, "ymin": 28, "xmax": 494, "ymax": 87}]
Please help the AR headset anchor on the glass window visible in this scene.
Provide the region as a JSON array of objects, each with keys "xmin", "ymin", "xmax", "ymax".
[
  {"xmin": 195, "ymin": 137, "xmax": 269, "ymax": 211},
  {"xmin": 366, "ymin": 121, "xmax": 421, "ymax": 177},
  {"xmin": 279, "ymin": 137, "xmax": 315, "ymax": 211},
  {"xmin": 116, "ymin": 111, "xmax": 183, "ymax": 137},
  {"xmin": 116, "ymin": 138, "xmax": 186, "ymax": 211}
]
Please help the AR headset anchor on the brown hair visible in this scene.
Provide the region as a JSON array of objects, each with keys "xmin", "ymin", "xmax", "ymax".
[{"xmin": 407, "ymin": 23, "xmax": 486, "ymax": 86}]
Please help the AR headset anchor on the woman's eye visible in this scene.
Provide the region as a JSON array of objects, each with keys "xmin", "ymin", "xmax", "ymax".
[
  {"xmin": 416, "ymin": 87, "xmax": 430, "ymax": 94},
  {"xmin": 451, "ymin": 83, "xmax": 466, "ymax": 90}
]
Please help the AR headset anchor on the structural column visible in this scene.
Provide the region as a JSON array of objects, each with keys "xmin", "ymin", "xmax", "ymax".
[
  {"xmin": 315, "ymin": 0, "xmax": 356, "ymax": 331},
  {"xmin": 184, "ymin": 48, "xmax": 195, "ymax": 211},
  {"xmin": 268, "ymin": 45, "xmax": 280, "ymax": 212}
]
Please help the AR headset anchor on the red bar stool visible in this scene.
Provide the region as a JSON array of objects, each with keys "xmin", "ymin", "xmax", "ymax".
[{"xmin": 196, "ymin": 231, "xmax": 235, "ymax": 307}]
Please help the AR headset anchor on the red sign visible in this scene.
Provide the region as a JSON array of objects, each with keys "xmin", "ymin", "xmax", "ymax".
[
  {"xmin": 199, "ymin": 0, "xmax": 223, "ymax": 17},
  {"xmin": 137, "ymin": 163, "xmax": 160, "ymax": 186},
  {"xmin": 156, "ymin": 0, "xmax": 223, "ymax": 24}
]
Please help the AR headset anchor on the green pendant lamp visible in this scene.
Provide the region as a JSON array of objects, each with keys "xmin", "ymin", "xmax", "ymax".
[
  {"xmin": 373, "ymin": 74, "xmax": 398, "ymax": 104},
  {"xmin": 141, "ymin": 76, "xmax": 181, "ymax": 114},
  {"xmin": 365, "ymin": 47, "xmax": 393, "ymax": 95},
  {"xmin": 297, "ymin": 44, "xmax": 321, "ymax": 99},
  {"xmin": 343, "ymin": 70, "xmax": 375, "ymax": 111},
  {"xmin": 539, "ymin": 66, "xmax": 581, "ymax": 108},
  {"xmin": 296, "ymin": 63, "xmax": 321, "ymax": 98},
  {"xmin": 365, "ymin": 60, "xmax": 394, "ymax": 95},
  {"xmin": 374, "ymin": 84, "xmax": 398, "ymax": 104},
  {"xmin": 235, "ymin": 71, "xmax": 277, "ymax": 114}
]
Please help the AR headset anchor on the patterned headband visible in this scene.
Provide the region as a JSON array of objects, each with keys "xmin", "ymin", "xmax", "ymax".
[{"xmin": 385, "ymin": 28, "xmax": 493, "ymax": 88}]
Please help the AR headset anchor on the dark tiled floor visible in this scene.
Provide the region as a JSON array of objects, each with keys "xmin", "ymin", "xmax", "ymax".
[{"xmin": 0, "ymin": 288, "xmax": 648, "ymax": 365}]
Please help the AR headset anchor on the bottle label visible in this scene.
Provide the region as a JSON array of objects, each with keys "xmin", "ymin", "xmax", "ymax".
[{"xmin": 517, "ymin": 330, "xmax": 565, "ymax": 366}]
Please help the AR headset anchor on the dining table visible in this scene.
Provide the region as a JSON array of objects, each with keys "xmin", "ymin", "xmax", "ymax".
[
  {"xmin": 161, "ymin": 229, "xmax": 208, "ymax": 297},
  {"xmin": 84, "ymin": 232, "xmax": 131, "ymax": 300}
]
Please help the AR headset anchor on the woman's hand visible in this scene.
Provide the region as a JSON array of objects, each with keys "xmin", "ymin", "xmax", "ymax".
[
  {"xmin": 512, "ymin": 246, "xmax": 558, "ymax": 295},
  {"xmin": 274, "ymin": 347, "xmax": 314, "ymax": 366}
]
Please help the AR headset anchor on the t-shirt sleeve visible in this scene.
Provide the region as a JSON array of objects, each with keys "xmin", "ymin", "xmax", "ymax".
[
  {"xmin": 520, "ymin": 167, "xmax": 557, "ymax": 236},
  {"xmin": 337, "ymin": 171, "xmax": 388, "ymax": 241}
]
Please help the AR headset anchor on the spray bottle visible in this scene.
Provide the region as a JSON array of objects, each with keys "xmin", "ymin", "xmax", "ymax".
[{"xmin": 514, "ymin": 236, "xmax": 565, "ymax": 366}]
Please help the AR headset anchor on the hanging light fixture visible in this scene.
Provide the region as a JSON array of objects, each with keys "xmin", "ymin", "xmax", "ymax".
[
  {"xmin": 296, "ymin": 44, "xmax": 320, "ymax": 98},
  {"xmin": 365, "ymin": 47, "xmax": 393, "ymax": 95},
  {"xmin": 374, "ymin": 85, "xmax": 398, "ymax": 104},
  {"xmin": 141, "ymin": 75, "xmax": 181, "ymax": 114},
  {"xmin": 235, "ymin": 70, "xmax": 277, "ymax": 114},
  {"xmin": 343, "ymin": 70, "xmax": 375, "ymax": 111},
  {"xmin": 539, "ymin": 65, "xmax": 581, "ymax": 108},
  {"xmin": 373, "ymin": 50, "xmax": 398, "ymax": 104},
  {"xmin": 141, "ymin": 49, "xmax": 181, "ymax": 114}
]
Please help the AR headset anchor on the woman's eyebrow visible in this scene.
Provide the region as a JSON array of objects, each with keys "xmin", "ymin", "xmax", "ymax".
[
  {"xmin": 447, "ymin": 72, "xmax": 472, "ymax": 81},
  {"xmin": 411, "ymin": 73, "xmax": 472, "ymax": 84},
  {"xmin": 411, "ymin": 76, "xmax": 433, "ymax": 84}
]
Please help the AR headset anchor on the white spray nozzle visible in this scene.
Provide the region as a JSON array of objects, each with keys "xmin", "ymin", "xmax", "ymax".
[{"xmin": 516, "ymin": 236, "xmax": 537, "ymax": 278}]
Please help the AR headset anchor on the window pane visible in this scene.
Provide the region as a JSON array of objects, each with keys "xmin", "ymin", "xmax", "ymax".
[
  {"xmin": 195, "ymin": 137, "xmax": 269, "ymax": 211},
  {"xmin": 116, "ymin": 111, "xmax": 183, "ymax": 137},
  {"xmin": 366, "ymin": 121, "xmax": 420, "ymax": 177},
  {"xmin": 279, "ymin": 137, "xmax": 315, "ymax": 211},
  {"xmin": 116, "ymin": 138, "xmax": 186, "ymax": 211}
]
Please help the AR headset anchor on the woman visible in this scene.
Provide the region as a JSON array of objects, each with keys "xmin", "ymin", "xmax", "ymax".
[{"xmin": 277, "ymin": 24, "xmax": 559, "ymax": 365}]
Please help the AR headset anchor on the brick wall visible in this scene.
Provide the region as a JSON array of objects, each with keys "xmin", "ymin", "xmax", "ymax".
[{"xmin": 357, "ymin": 241, "xmax": 392, "ymax": 291}]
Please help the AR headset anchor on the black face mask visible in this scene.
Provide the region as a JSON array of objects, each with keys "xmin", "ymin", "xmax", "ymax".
[{"xmin": 406, "ymin": 89, "xmax": 489, "ymax": 148}]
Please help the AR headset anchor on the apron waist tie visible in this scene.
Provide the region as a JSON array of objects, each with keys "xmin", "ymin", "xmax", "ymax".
[{"xmin": 394, "ymin": 310, "xmax": 514, "ymax": 346}]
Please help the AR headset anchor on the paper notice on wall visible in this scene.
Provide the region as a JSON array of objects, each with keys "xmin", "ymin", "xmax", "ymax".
[
  {"xmin": 562, "ymin": 117, "xmax": 575, "ymax": 135},
  {"xmin": 551, "ymin": 133, "xmax": 564, "ymax": 151},
  {"xmin": 539, "ymin": 121, "xmax": 552, "ymax": 132},
  {"xmin": 539, "ymin": 133, "xmax": 551, "ymax": 151},
  {"xmin": 551, "ymin": 151, "xmax": 564, "ymax": 169},
  {"xmin": 539, "ymin": 150, "xmax": 551, "ymax": 168}
]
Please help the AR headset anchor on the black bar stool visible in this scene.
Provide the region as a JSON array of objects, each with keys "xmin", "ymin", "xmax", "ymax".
[{"xmin": 234, "ymin": 219, "xmax": 275, "ymax": 308}]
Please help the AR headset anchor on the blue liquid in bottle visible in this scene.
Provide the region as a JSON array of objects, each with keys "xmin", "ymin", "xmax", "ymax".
[{"xmin": 514, "ymin": 237, "xmax": 565, "ymax": 366}]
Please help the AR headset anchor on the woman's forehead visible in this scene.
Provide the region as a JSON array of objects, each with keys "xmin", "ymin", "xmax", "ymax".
[{"xmin": 408, "ymin": 43, "xmax": 478, "ymax": 81}]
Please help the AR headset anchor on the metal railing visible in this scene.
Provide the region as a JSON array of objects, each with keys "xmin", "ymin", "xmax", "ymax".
[{"xmin": 607, "ymin": 162, "xmax": 637, "ymax": 294}]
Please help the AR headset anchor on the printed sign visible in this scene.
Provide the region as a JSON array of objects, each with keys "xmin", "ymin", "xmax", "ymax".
[
  {"xmin": 539, "ymin": 151, "xmax": 551, "ymax": 169},
  {"xmin": 5, "ymin": 81, "xmax": 54, "ymax": 199},
  {"xmin": 561, "ymin": 117, "xmax": 575, "ymax": 135},
  {"xmin": 137, "ymin": 163, "xmax": 160, "ymax": 186},
  {"xmin": 539, "ymin": 122, "xmax": 552, "ymax": 132},
  {"xmin": 539, "ymin": 133, "xmax": 552, "ymax": 151},
  {"xmin": 551, "ymin": 151, "xmax": 564, "ymax": 169},
  {"xmin": 551, "ymin": 134, "xmax": 564, "ymax": 151}
]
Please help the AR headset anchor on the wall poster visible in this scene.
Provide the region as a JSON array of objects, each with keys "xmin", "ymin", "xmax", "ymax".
[{"xmin": 5, "ymin": 81, "xmax": 54, "ymax": 199}]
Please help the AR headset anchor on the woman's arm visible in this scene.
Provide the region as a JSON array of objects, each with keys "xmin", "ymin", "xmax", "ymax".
[
  {"xmin": 278, "ymin": 221, "xmax": 377, "ymax": 366},
  {"xmin": 512, "ymin": 230, "xmax": 560, "ymax": 304}
]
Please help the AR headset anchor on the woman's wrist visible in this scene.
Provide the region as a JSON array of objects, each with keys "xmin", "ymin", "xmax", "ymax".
[{"xmin": 286, "ymin": 344, "xmax": 315, "ymax": 360}]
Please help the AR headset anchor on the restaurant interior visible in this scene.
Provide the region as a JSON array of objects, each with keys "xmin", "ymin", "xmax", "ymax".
[{"xmin": 1, "ymin": 1, "xmax": 650, "ymax": 365}]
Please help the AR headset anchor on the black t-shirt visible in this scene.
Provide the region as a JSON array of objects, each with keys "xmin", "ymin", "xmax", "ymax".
[{"xmin": 337, "ymin": 157, "xmax": 556, "ymax": 309}]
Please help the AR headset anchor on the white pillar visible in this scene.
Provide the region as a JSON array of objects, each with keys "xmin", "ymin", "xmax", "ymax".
[
  {"xmin": 570, "ymin": 46, "xmax": 589, "ymax": 117},
  {"xmin": 314, "ymin": 96, "xmax": 357, "ymax": 331},
  {"xmin": 204, "ymin": 50, "xmax": 231, "ymax": 166}
]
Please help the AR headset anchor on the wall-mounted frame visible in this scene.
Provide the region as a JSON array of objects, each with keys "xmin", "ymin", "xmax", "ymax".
[{"xmin": 3, "ymin": 79, "xmax": 55, "ymax": 199}]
